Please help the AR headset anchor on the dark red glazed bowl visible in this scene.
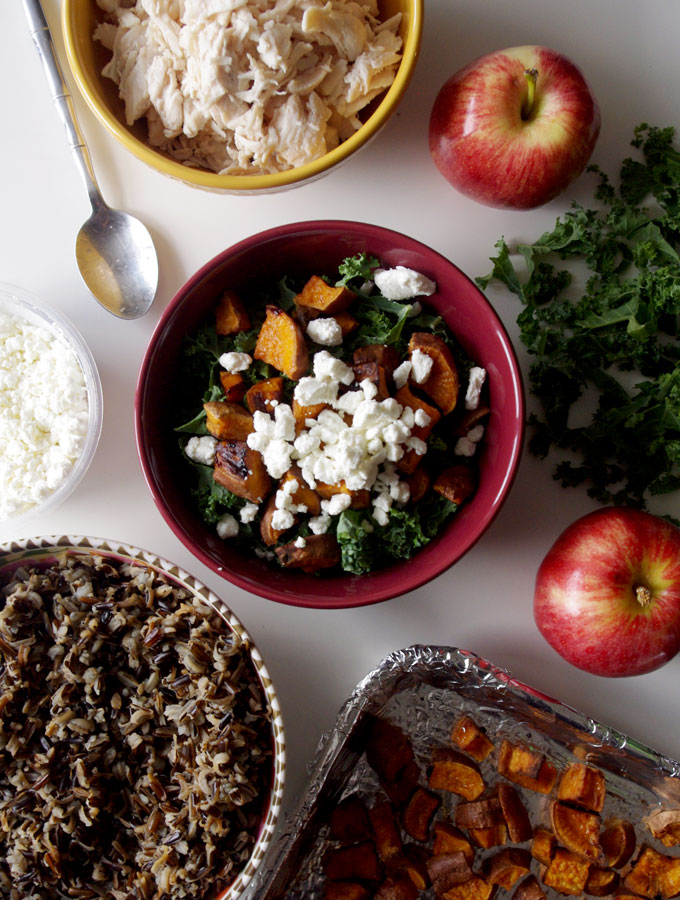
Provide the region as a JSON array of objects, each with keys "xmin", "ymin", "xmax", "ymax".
[{"xmin": 135, "ymin": 221, "xmax": 524, "ymax": 608}]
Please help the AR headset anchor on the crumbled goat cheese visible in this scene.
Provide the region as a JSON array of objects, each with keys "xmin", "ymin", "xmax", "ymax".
[
  {"xmin": 410, "ymin": 348, "xmax": 433, "ymax": 384},
  {"xmin": 309, "ymin": 513, "xmax": 331, "ymax": 534},
  {"xmin": 0, "ymin": 312, "xmax": 89, "ymax": 518},
  {"xmin": 454, "ymin": 426, "xmax": 484, "ymax": 458},
  {"xmin": 216, "ymin": 513, "xmax": 239, "ymax": 539},
  {"xmin": 414, "ymin": 408, "xmax": 431, "ymax": 428},
  {"xmin": 239, "ymin": 502, "xmax": 259, "ymax": 523},
  {"xmin": 185, "ymin": 435, "xmax": 217, "ymax": 466},
  {"xmin": 321, "ymin": 493, "xmax": 352, "ymax": 516},
  {"xmin": 94, "ymin": 0, "xmax": 403, "ymax": 175},
  {"xmin": 373, "ymin": 266, "xmax": 437, "ymax": 300},
  {"xmin": 271, "ymin": 508, "xmax": 295, "ymax": 531},
  {"xmin": 465, "ymin": 366, "xmax": 487, "ymax": 410},
  {"xmin": 294, "ymin": 536, "xmax": 307, "ymax": 548},
  {"xmin": 219, "ymin": 351, "xmax": 252, "ymax": 374},
  {"xmin": 392, "ymin": 360, "xmax": 412, "ymax": 389},
  {"xmin": 306, "ymin": 317, "xmax": 343, "ymax": 346}
]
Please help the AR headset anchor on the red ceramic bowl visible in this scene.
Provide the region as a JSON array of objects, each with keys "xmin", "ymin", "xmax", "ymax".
[{"xmin": 135, "ymin": 221, "xmax": 524, "ymax": 608}]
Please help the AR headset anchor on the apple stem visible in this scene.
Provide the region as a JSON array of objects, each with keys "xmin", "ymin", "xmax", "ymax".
[
  {"xmin": 635, "ymin": 585, "xmax": 653, "ymax": 607},
  {"xmin": 521, "ymin": 68, "xmax": 538, "ymax": 120}
]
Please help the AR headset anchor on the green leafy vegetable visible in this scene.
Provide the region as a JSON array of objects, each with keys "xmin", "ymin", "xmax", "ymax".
[
  {"xmin": 336, "ymin": 252, "xmax": 380, "ymax": 285},
  {"xmin": 477, "ymin": 124, "xmax": 680, "ymax": 517}
]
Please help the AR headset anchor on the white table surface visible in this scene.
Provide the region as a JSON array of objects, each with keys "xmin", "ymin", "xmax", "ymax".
[{"xmin": 3, "ymin": 0, "xmax": 680, "ymax": 818}]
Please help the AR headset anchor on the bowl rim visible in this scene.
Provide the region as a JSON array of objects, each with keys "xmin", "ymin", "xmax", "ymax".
[
  {"xmin": 61, "ymin": 0, "xmax": 424, "ymax": 191},
  {"xmin": 0, "ymin": 283, "xmax": 103, "ymax": 529},
  {"xmin": 135, "ymin": 220, "xmax": 525, "ymax": 608},
  {"xmin": 0, "ymin": 533, "xmax": 287, "ymax": 900}
]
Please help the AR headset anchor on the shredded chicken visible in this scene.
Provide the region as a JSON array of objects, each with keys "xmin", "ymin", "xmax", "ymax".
[{"xmin": 94, "ymin": 0, "xmax": 403, "ymax": 174}]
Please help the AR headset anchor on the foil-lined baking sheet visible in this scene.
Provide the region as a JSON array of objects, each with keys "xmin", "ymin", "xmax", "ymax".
[{"xmin": 246, "ymin": 645, "xmax": 680, "ymax": 900}]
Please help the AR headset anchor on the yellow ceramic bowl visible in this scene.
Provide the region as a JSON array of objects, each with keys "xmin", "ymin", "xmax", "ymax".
[{"xmin": 62, "ymin": 0, "xmax": 422, "ymax": 193}]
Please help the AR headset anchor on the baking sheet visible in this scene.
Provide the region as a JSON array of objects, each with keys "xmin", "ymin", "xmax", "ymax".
[{"xmin": 247, "ymin": 645, "xmax": 680, "ymax": 899}]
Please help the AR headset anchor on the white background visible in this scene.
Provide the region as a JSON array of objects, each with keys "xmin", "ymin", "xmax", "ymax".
[{"xmin": 3, "ymin": 0, "xmax": 680, "ymax": 816}]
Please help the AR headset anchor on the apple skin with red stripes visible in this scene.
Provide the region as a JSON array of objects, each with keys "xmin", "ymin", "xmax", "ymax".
[{"xmin": 534, "ymin": 508, "xmax": 680, "ymax": 677}]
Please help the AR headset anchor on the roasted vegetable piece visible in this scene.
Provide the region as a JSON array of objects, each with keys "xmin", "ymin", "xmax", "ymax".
[
  {"xmin": 374, "ymin": 872, "xmax": 419, "ymax": 900},
  {"xmin": 455, "ymin": 405, "xmax": 491, "ymax": 437},
  {"xmin": 427, "ymin": 851, "xmax": 474, "ymax": 894},
  {"xmin": 316, "ymin": 480, "xmax": 371, "ymax": 509},
  {"xmin": 281, "ymin": 466, "xmax": 321, "ymax": 515},
  {"xmin": 433, "ymin": 465, "xmax": 476, "ymax": 506},
  {"xmin": 531, "ymin": 828, "xmax": 557, "ymax": 866},
  {"xmin": 215, "ymin": 289, "xmax": 251, "ymax": 335},
  {"xmin": 550, "ymin": 801, "xmax": 603, "ymax": 863},
  {"xmin": 558, "ymin": 763, "xmax": 606, "ymax": 813},
  {"xmin": 440, "ymin": 874, "xmax": 496, "ymax": 900},
  {"xmin": 395, "ymin": 844, "xmax": 430, "ymax": 891},
  {"xmin": 275, "ymin": 534, "xmax": 341, "ymax": 572},
  {"xmin": 623, "ymin": 846, "xmax": 680, "ymax": 899},
  {"xmin": 260, "ymin": 495, "xmax": 295, "ymax": 546},
  {"xmin": 542, "ymin": 847, "xmax": 591, "ymax": 895},
  {"xmin": 322, "ymin": 882, "xmax": 373, "ymax": 900},
  {"xmin": 469, "ymin": 824, "xmax": 507, "ymax": 849},
  {"xmin": 497, "ymin": 740, "xmax": 557, "ymax": 794},
  {"xmin": 450, "ymin": 715, "xmax": 494, "ymax": 762},
  {"xmin": 409, "ymin": 332, "xmax": 460, "ymax": 414},
  {"xmin": 512, "ymin": 874, "xmax": 547, "ymax": 900},
  {"xmin": 405, "ymin": 466, "xmax": 431, "ymax": 504},
  {"xmin": 433, "ymin": 822, "xmax": 475, "ymax": 863},
  {"xmin": 369, "ymin": 801, "xmax": 403, "ymax": 862},
  {"xmin": 330, "ymin": 795, "xmax": 372, "ymax": 844},
  {"xmin": 585, "ymin": 866, "xmax": 620, "ymax": 896},
  {"xmin": 497, "ymin": 784, "xmax": 533, "ymax": 843},
  {"xmin": 601, "ymin": 818, "xmax": 636, "ymax": 868},
  {"xmin": 245, "ymin": 376, "xmax": 285, "ymax": 414},
  {"xmin": 322, "ymin": 841, "xmax": 383, "ymax": 883},
  {"xmin": 455, "ymin": 797, "xmax": 504, "ymax": 830},
  {"xmin": 644, "ymin": 809, "xmax": 680, "ymax": 848},
  {"xmin": 395, "ymin": 384, "xmax": 443, "ymax": 474},
  {"xmin": 214, "ymin": 440, "xmax": 271, "ymax": 503},
  {"xmin": 295, "ymin": 275, "xmax": 357, "ymax": 314},
  {"xmin": 484, "ymin": 848, "xmax": 532, "ymax": 889},
  {"xmin": 204, "ymin": 401, "xmax": 253, "ymax": 440},
  {"xmin": 429, "ymin": 748, "xmax": 485, "ymax": 801},
  {"xmin": 366, "ymin": 719, "xmax": 415, "ymax": 785},
  {"xmin": 402, "ymin": 787, "xmax": 441, "ymax": 842},
  {"xmin": 219, "ymin": 371, "xmax": 247, "ymax": 403},
  {"xmin": 293, "ymin": 396, "xmax": 328, "ymax": 431},
  {"xmin": 354, "ymin": 343, "xmax": 401, "ymax": 378},
  {"xmin": 254, "ymin": 304, "xmax": 309, "ymax": 380},
  {"xmin": 382, "ymin": 759, "xmax": 421, "ymax": 809},
  {"xmin": 353, "ymin": 361, "xmax": 391, "ymax": 400},
  {"xmin": 333, "ymin": 311, "xmax": 359, "ymax": 337}
]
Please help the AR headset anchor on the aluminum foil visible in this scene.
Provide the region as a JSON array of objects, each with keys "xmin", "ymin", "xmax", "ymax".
[{"xmin": 247, "ymin": 644, "xmax": 680, "ymax": 900}]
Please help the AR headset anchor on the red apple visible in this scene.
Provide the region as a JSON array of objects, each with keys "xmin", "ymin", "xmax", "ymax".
[
  {"xmin": 534, "ymin": 508, "xmax": 680, "ymax": 677},
  {"xmin": 428, "ymin": 45, "xmax": 600, "ymax": 209}
]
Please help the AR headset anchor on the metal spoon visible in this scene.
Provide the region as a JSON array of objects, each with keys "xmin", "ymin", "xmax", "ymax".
[{"xmin": 22, "ymin": 0, "xmax": 158, "ymax": 319}]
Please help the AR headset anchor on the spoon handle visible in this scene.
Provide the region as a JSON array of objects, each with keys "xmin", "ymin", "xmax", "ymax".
[{"xmin": 22, "ymin": 0, "xmax": 103, "ymax": 209}]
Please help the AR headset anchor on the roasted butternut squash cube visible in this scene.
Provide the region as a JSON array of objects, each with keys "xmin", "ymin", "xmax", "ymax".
[
  {"xmin": 333, "ymin": 312, "xmax": 359, "ymax": 337},
  {"xmin": 245, "ymin": 377, "xmax": 285, "ymax": 414},
  {"xmin": 402, "ymin": 787, "xmax": 441, "ymax": 842},
  {"xmin": 550, "ymin": 801, "xmax": 602, "ymax": 863},
  {"xmin": 219, "ymin": 372, "xmax": 247, "ymax": 403},
  {"xmin": 601, "ymin": 818, "xmax": 636, "ymax": 868},
  {"xmin": 429, "ymin": 748, "xmax": 485, "ymax": 801},
  {"xmin": 512, "ymin": 874, "xmax": 546, "ymax": 900},
  {"xmin": 469, "ymin": 824, "xmax": 507, "ymax": 849},
  {"xmin": 293, "ymin": 396, "xmax": 328, "ymax": 432},
  {"xmin": 558, "ymin": 763, "xmax": 606, "ymax": 813},
  {"xmin": 395, "ymin": 384, "xmax": 441, "ymax": 441},
  {"xmin": 214, "ymin": 440, "xmax": 271, "ymax": 503},
  {"xmin": 353, "ymin": 361, "xmax": 391, "ymax": 400},
  {"xmin": 497, "ymin": 740, "xmax": 557, "ymax": 794},
  {"xmin": 353, "ymin": 343, "xmax": 401, "ymax": 379},
  {"xmin": 455, "ymin": 797, "xmax": 504, "ymax": 830},
  {"xmin": 260, "ymin": 495, "xmax": 294, "ymax": 546},
  {"xmin": 585, "ymin": 866, "xmax": 620, "ymax": 896},
  {"xmin": 275, "ymin": 533, "xmax": 341, "ymax": 573},
  {"xmin": 484, "ymin": 848, "xmax": 532, "ymax": 890},
  {"xmin": 623, "ymin": 846, "xmax": 680, "ymax": 899},
  {"xmin": 405, "ymin": 466, "xmax": 431, "ymax": 504},
  {"xmin": 215, "ymin": 289, "xmax": 251, "ymax": 335},
  {"xmin": 497, "ymin": 784, "xmax": 533, "ymax": 843},
  {"xmin": 455, "ymin": 405, "xmax": 491, "ymax": 437},
  {"xmin": 204, "ymin": 401, "xmax": 253, "ymax": 441},
  {"xmin": 254, "ymin": 305, "xmax": 309, "ymax": 380},
  {"xmin": 542, "ymin": 847, "xmax": 591, "ymax": 895},
  {"xmin": 427, "ymin": 851, "xmax": 474, "ymax": 894},
  {"xmin": 440, "ymin": 873, "xmax": 496, "ymax": 900},
  {"xmin": 433, "ymin": 465, "xmax": 476, "ymax": 507},
  {"xmin": 295, "ymin": 275, "xmax": 356, "ymax": 314},
  {"xmin": 433, "ymin": 822, "xmax": 475, "ymax": 864},
  {"xmin": 408, "ymin": 332, "xmax": 460, "ymax": 414},
  {"xmin": 451, "ymin": 715, "xmax": 494, "ymax": 762},
  {"xmin": 395, "ymin": 844, "xmax": 430, "ymax": 891},
  {"xmin": 280, "ymin": 466, "xmax": 321, "ymax": 516},
  {"xmin": 531, "ymin": 829, "xmax": 557, "ymax": 867}
]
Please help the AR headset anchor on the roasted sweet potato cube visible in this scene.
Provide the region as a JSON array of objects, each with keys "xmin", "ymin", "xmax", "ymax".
[
  {"xmin": 550, "ymin": 801, "xmax": 602, "ymax": 863},
  {"xmin": 402, "ymin": 787, "xmax": 441, "ymax": 842},
  {"xmin": 204, "ymin": 401, "xmax": 253, "ymax": 440},
  {"xmin": 374, "ymin": 872, "xmax": 419, "ymax": 900},
  {"xmin": 369, "ymin": 801, "xmax": 403, "ymax": 862},
  {"xmin": 542, "ymin": 847, "xmax": 591, "ymax": 895},
  {"xmin": 215, "ymin": 289, "xmax": 251, "ymax": 335},
  {"xmin": 214, "ymin": 440, "xmax": 271, "ymax": 503},
  {"xmin": 354, "ymin": 344, "xmax": 401, "ymax": 379},
  {"xmin": 429, "ymin": 748, "xmax": 485, "ymax": 801},
  {"xmin": 333, "ymin": 312, "xmax": 359, "ymax": 337},
  {"xmin": 293, "ymin": 396, "xmax": 328, "ymax": 432},
  {"xmin": 395, "ymin": 384, "xmax": 441, "ymax": 441},
  {"xmin": 455, "ymin": 797, "xmax": 504, "ymax": 830},
  {"xmin": 316, "ymin": 480, "xmax": 371, "ymax": 509},
  {"xmin": 393, "ymin": 844, "xmax": 429, "ymax": 891},
  {"xmin": 254, "ymin": 305, "xmax": 309, "ymax": 380},
  {"xmin": 353, "ymin": 361, "xmax": 390, "ymax": 400},
  {"xmin": 585, "ymin": 866, "xmax": 620, "ymax": 896},
  {"xmin": 558, "ymin": 763, "xmax": 606, "ymax": 813},
  {"xmin": 219, "ymin": 372, "xmax": 247, "ymax": 403},
  {"xmin": 280, "ymin": 466, "xmax": 321, "ymax": 515},
  {"xmin": 644, "ymin": 809, "xmax": 680, "ymax": 849},
  {"xmin": 405, "ymin": 466, "xmax": 430, "ymax": 504},
  {"xmin": 513, "ymin": 874, "xmax": 546, "ymax": 900},
  {"xmin": 322, "ymin": 841, "xmax": 383, "ymax": 883},
  {"xmin": 427, "ymin": 852, "xmax": 474, "ymax": 894},
  {"xmin": 433, "ymin": 465, "xmax": 476, "ymax": 506},
  {"xmin": 260, "ymin": 495, "xmax": 294, "ymax": 546},
  {"xmin": 484, "ymin": 848, "xmax": 532, "ymax": 889},
  {"xmin": 295, "ymin": 275, "xmax": 356, "ymax": 314},
  {"xmin": 531, "ymin": 829, "xmax": 557, "ymax": 866},
  {"xmin": 451, "ymin": 715, "xmax": 494, "ymax": 763},
  {"xmin": 409, "ymin": 332, "xmax": 460, "ymax": 414},
  {"xmin": 455, "ymin": 405, "xmax": 491, "ymax": 437},
  {"xmin": 497, "ymin": 784, "xmax": 533, "ymax": 843},
  {"xmin": 382, "ymin": 759, "xmax": 421, "ymax": 809},
  {"xmin": 623, "ymin": 846, "xmax": 680, "ymax": 899},
  {"xmin": 322, "ymin": 882, "xmax": 372, "ymax": 900},
  {"xmin": 366, "ymin": 719, "xmax": 415, "ymax": 785},
  {"xmin": 245, "ymin": 376, "xmax": 285, "ymax": 414},
  {"xmin": 470, "ymin": 824, "xmax": 507, "ymax": 849},
  {"xmin": 440, "ymin": 874, "xmax": 496, "ymax": 900},
  {"xmin": 330, "ymin": 795, "xmax": 372, "ymax": 844},
  {"xmin": 497, "ymin": 740, "xmax": 557, "ymax": 794},
  {"xmin": 601, "ymin": 818, "xmax": 636, "ymax": 868},
  {"xmin": 433, "ymin": 822, "xmax": 475, "ymax": 864},
  {"xmin": 275, "ymin": 534, "xmax": 341, "ymax": 573}
]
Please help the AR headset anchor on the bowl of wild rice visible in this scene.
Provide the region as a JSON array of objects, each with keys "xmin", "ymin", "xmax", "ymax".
[{"xmin": 0, "ymin": 534, "xmax": 285, "ymax": 900}]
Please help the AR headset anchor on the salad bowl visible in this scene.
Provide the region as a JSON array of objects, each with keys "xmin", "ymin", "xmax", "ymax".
[{"xmin": 135, "ymin": 220, "xmax": 524, "ymax": 608}]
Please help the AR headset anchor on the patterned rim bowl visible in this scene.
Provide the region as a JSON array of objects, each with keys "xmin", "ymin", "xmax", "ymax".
[{"xmin": 0, "ymin": 534, "xmax": 286, "ymax": 900}]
